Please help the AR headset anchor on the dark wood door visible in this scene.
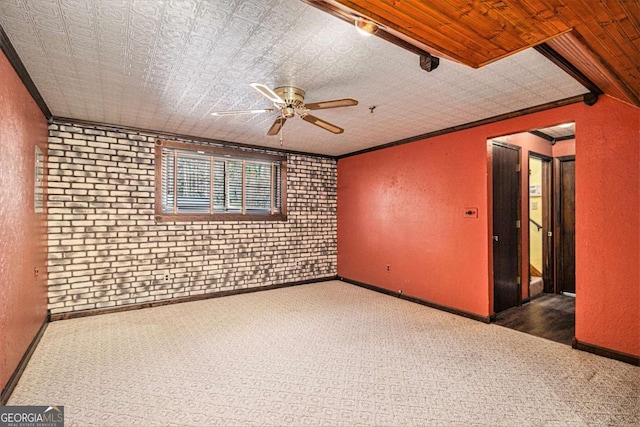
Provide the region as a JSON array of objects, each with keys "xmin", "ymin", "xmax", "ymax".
[
  {"xmin": 493, "ymin": 143, "xmax": 520, "ymax": 313},
  {"xmin": 540, "ymin": 157, "xmax": 554, "ymax": 293},
  {"xmin": 557, "ymin": 157, "xmax": 576, "ymax": 294}
]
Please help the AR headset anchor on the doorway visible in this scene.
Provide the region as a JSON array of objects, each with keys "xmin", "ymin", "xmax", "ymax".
[{"xmin": 491, "ymin": 123, "xmax": 576, "ymax": 344}]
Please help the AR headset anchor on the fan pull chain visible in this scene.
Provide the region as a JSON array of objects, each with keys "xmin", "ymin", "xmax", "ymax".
[{"xmin": 280, "ymin": 117, "xmax": 284, "ymax": 146}]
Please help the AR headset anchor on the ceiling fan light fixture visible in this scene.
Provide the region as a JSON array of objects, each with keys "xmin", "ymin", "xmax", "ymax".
[
  {"xmin": 283, "ymin": 106, "xmax": 296, "ymax": 118},
  {"xmin": 355, "ymin": 17, "xmax": 379, "ymax": 36}
]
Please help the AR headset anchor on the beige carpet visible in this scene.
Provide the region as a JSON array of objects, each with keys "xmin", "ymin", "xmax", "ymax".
[{"xmin": 8, "ymin": 281, "xmax": 639, "ymax": 426}]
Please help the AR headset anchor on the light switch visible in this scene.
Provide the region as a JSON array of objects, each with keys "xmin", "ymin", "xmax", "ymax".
[{"xmin": 464, "ymin": 207, "xmax": 478, "ymax": 218}]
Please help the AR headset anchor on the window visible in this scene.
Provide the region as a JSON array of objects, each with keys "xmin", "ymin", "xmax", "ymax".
[{"xmin": 155, "ymin": 140, "xmax": 286, "ymax": 221}]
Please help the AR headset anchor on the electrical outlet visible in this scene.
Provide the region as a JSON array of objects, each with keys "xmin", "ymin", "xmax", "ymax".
[
  {"xmin": 164, "ymin": 274, "xmax": 170, "ymax": 282},
  {"xmin": 386, "ymin": 265, "xmax": 390, "ymax": 272}
]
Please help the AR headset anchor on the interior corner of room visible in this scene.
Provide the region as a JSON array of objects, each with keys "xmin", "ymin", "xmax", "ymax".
[{"xmin": 1, "ymin": 0, "xmax": 638, "ymax": 422}]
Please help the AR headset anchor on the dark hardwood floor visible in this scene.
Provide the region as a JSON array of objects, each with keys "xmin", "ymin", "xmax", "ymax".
[{"xmin": 493, "ymin": 293, "xmax": 575, "ymax": 345}]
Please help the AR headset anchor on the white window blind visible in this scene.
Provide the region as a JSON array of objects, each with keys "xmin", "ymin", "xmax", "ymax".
[
  {"xmin": 176, "ymin": 153, "xmax": 211, "ymax": 213},
  {"xmin": 160, "ymin": 145, "xmax": 284, "ymax": 218},
  {"xmin": 245, "ymin": 161, "xmax": 272, "ymax": 213},
  {"xmin": 161, "ymin": 149, "xmax": 175, "ymax": 214}
]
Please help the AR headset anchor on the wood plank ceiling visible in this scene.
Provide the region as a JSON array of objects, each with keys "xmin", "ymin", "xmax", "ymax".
[{"xmin": 315, "ymin": 0, "xmax": 640, "ymax": 107}]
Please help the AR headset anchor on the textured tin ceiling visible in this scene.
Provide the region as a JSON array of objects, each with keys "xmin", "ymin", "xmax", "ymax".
[
  {"xmin": 0, "ymin": 0, "xmax": 588, "ymax": 156},
  {"xmin": 537, "ymin": 123, "xmax": 575, "ymax": 139}
]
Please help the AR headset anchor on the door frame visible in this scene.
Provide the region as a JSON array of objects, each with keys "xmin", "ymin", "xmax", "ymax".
[
  {"xmin": 492, "ymin": 141, "xmax": 522, "ymax": 312},
  {"xmin": 528, "ymin": 152, "xmax": 554, "ymax": 295}
]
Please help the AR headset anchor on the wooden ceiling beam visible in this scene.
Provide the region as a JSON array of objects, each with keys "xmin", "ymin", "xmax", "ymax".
[
  {"xmin": 533, "ymin": 43, "xmax": 602, "ymax": 96},
  {"xmin": 301, "ymin": 0, "xmax": 446, "ymax": 69},
  {"xmin": 329, "ymin": 0, "xmax": 492, "ymax": 65},
  {"xmin": 333, "ymin": 0, "xmax": 572, "ymax": 66},
  {"xmin": 323, "ymin": 0, "xmax": 640, "ymax": 107},
  {"xmin": 529, "ymin": 130, "xmax": 555, "ymax": 142}
]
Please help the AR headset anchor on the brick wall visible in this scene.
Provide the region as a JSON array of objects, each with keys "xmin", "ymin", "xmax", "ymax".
[{"xmin": 47, "ymin": 122, "xmax": 337, "ymax": 314}]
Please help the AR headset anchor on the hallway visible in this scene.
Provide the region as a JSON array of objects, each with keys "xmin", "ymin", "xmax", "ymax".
[{"xmin": 494, "ymin": 294, "xmax": 575, "ymax": 345}]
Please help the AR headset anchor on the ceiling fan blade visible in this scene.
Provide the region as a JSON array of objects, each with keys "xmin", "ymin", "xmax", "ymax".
[
  {"xmin": 305, "ymin": 98, "xmax": 358, "ymax": 110},
  {"xmin": 301, "ymin": 114, "xmax": 344, "ymax": 134},
  {"xmin": 251, "ymin": 83, "xmax": 285, "ymax": 104},
  {"xmin": 267, "ymin": 116, "xmax": 286, "ymax": 136},
  {"xmin": 211, "ymin": 108, "xmax": 273, "ymax": 116}
]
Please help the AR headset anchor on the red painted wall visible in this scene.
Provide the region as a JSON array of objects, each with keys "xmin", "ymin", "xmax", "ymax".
[
  {"xmin": 552, "ymin": 139, "xmax": 576, "ymax": 158},
  {"xmin": 338, "ymin": 133, "xmax": 490, "ymax": 317},
  {"xmin": 338, "ymin": 96, "xmax": 639, "ymax": 357},
  {"xmin": 574, "ymin": 96, "xmax": 639, "ymax": 357},
  {"xmin": 0, "ymin": 50, "xmax": 49, "ymax": 393}
]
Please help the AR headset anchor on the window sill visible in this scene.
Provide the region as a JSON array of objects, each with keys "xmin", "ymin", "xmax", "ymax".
[{"xmin": 154, "ymin": 213, "xmax": 287, "ymax": 223}]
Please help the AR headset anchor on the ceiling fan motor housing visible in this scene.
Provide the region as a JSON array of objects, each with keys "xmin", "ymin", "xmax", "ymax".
[
  {"xmin": 213, "ymin": 83, "xmax": 357, "ymax": 136},
  {"xmin": 274, "ymin": 87, "xmax": 306, "ymax": 117}
]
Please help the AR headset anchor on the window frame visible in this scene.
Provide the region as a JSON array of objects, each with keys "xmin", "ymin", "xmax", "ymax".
[{"xmin": 154, "ymin": 139, "xmax": 287, "ymax": 222}]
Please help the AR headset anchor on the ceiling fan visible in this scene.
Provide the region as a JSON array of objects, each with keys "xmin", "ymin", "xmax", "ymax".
[{"xmin": 211, "ymin": 83, "xmax": 358, "ymax": 136}]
